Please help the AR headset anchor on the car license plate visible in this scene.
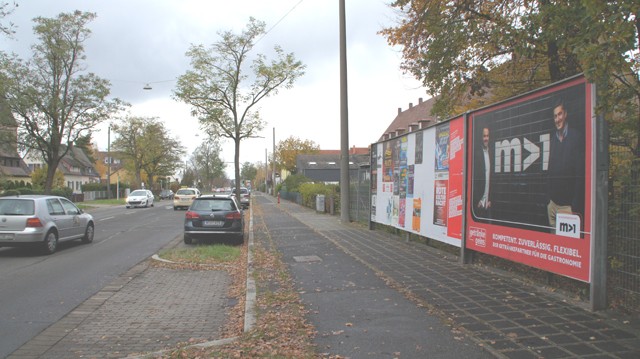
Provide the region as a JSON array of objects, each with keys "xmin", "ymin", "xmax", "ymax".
[
  {"xmin": 203, "ymin": 220, "xmax": 224, "ymax": 227},
  {"xmin": 0, "ymin": 233, "xmax": 14, "ymax": 240}
]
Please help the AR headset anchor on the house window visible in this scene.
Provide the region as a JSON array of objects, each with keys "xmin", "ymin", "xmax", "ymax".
[{"xmin": 67, "ymin": 181, "xmax": 73, "ymax": 189}]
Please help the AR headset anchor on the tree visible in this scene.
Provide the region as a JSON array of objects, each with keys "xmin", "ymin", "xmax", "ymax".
[
  {"xmin": 380, "ymin": 1, "xmax": 639, "ymax": 138},
  {"xmin": 275, "ymin": 136, "xmax": 320, "ymax": 173},
  {"xmin": 0, "ymin": 1, "xmax": 17, "ymax": 37},
  {"xmin": 111, "ymin": 116, "xmax": 185, "ymax": 189},
  {"xmin": 31, "ymin": 165, "xmax": 65, "ymax": 189},
  {"xmin": 191, "ymin": 138, "xmax": 227, "ymax": 190},
  {"xmin": 0, "ymin": 11, "xmax": 125, "ymax": 194},
  {"xmin": 240, "ymin": 161, "xmax": 257, "ymax": 183},
  {"xmin": 173, "ymin": 17, "xmax": 305, "ymax": 200}
]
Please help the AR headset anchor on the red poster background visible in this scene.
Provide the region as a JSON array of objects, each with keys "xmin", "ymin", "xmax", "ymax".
[
  {"xmin": 447, "ymin": 117, "xmax": 464, "ymax": 240},
  {"xmin": 465, "ymin": 76, "xmax": 593, "ymax": 282}
]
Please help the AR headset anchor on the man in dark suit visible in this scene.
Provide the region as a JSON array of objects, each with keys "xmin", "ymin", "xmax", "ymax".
[
  {"xmin": 473, "ymin": 126, "xmax": 493, "ymax": 220},
  {"xmin": 547, "ymin": 99, "xmax": 584, "ymax": 230}
]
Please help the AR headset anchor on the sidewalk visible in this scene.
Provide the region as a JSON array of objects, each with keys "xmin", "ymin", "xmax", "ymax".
[
  {"xmin": 257, "ymin": 193, "xmax": 640, "ymax": 358},
  {"xmin": 8, "ymin": 192, "xmax": 640, "ymax": 358}
]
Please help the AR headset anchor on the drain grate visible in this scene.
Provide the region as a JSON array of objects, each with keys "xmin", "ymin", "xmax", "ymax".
[{"xmin": 293, "ymin": 255, "xmax": 322, "ymax": 263}]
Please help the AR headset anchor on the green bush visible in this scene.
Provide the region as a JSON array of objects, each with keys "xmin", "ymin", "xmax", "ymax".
[
  {"xmin": 281, "ymin": 174, "xmax": 311, "ymax": 193},
  {"xmin": 52, "ymin": 187, "xmax": 74, "ymax": 199},
  {"xmin": 298, "ymin": 182, "xmax": 339, "ymax": 209}
]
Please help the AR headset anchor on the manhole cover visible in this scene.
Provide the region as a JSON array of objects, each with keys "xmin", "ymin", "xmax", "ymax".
[{"xmin": 293, "ymin": 255, "xmax": 322, "ymax": 263}]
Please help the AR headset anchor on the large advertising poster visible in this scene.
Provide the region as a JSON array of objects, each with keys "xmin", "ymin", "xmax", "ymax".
[
  {"xmin": 465, "ymin": 76, "xmax": 593, "ymax": 282},
  {"xmin": 371, "ymin": 117, "xmax": 464, "ymax": 247}
]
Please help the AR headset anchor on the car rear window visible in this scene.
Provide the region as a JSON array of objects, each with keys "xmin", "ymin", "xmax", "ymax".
[
  {"xmin": 177, "ymin": 189, "xmax": 195, "ymax": 195},
  {"xmin": 0, "ymin": 199, "xmax": 35, "ymax": 215},
  {"xmin": 192, "ymin": 198, "xmax": 236, "ymax": 211}
]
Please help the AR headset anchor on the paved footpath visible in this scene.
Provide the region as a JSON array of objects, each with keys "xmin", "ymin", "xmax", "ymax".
[
  {"xmin": 256, "ymin": 193, "xmax": 640, "ymax": 359},
  {"xmin": 8, "ymin": 237, "xmax": 232, "ymax": 359}
]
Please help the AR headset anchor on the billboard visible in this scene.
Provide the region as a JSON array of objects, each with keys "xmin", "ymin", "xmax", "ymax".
[
  {"xmin": 465, "ymin": 76, "xmax": 593, "ymax": 282},
  {"xmin": 371, "ymin": 117, "xmax": 464, "ymax": 246}
]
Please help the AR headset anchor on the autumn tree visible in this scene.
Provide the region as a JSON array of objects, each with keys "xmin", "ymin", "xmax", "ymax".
[
  {"xmin": 111, "ymin": 116, "xmax": 185, "ymax": 189},
  {"xmin": 190, "ymin": 138, "xmax": 227, "ymax": 190},
  {"xmin": 380, "ymin": 1, "xmax": 639, "ymax": 146},
  {"xmin": 0, "ymin": 11, "xmax": 124, "ymax": 194},
  {"xmin": 275, "ymin": 136, "xmax": 320, "ymax": 173},
  {"xmin": 173, "ymin": 17, "xmax": 305, "ymax": 200}
]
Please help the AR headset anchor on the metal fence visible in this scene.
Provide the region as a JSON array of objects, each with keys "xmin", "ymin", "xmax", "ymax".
[
  {"xmin": 349, "ymin": 166, "xmax": 371, "ymax": 225},
  {"xmin": 608, "ymin": 145, "xmax": 640, "ymax": 314}
]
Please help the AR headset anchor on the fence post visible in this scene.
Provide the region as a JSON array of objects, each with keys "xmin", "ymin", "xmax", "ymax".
[{"xmin": 591, "ymin": 115, "xmax": 608, "ymax": 311}]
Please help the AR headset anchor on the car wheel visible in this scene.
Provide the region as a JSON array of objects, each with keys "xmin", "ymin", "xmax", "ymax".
[
  {"xmin": 126, "ymin": 205, "xmax": 130, "ymax": 209},
  {"xmin": 82, "ymin": 223, "xmax": 94, "ymax": 244},
  {"xmin": 151, "ymin": 202, "xmax": 154, "ymax": 207},
  {"xmin": 174, "ymin": 206, "xmax": 178, "ymax": 211},
  {"xmin": 183, "ymin": 235, "xmax": 193, "ymax": 244},
  {"xmin": 42, "ymin": 230, "xmax": 58, "ymax": 255}
]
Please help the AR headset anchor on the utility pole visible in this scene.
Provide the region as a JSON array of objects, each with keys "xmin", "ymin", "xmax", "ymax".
[
  {"xmin": 339, "ymin": 0, "xmax": 350, "ymax": 222},
  {"xmin": 107, "ymin": 126, "xmax": 111, "ymax": 199},
  {"xmin": 272, "ymin": 127, "xmax": 276, "ymax": 195}
]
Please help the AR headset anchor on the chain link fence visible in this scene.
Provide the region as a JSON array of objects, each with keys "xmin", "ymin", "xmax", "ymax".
[{"xmin": 608, "ymin": 145, "xmax": 640, "ymax": 314}]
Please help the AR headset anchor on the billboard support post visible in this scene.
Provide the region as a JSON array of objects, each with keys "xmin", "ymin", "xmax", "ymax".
[
  {"xmin": 460, "ymin": 112, "xmax": 472, "ymax": 264},
  {"xmin": 591, "ymin": 113, "xmax": 608, "ymax": 311}
]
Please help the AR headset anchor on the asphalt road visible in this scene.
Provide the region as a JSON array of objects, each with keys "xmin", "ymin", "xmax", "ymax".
[{"xmin": 0, "ymin": 201, "xmax": 185, "ymax": 359}]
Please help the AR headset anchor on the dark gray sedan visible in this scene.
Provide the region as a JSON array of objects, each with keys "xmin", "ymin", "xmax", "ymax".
[
  {"xmin": 183, "ymin": 195, "xmax": 244, "ymax": 244},
  {"xmin": 0, "ymin": 195, "xmax": 94, "ymax": 254}
]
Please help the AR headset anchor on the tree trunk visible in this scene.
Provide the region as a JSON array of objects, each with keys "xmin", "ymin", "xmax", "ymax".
[{"xmin": 234, "ymin": 138, "xmax": 241, "ymax": 197}]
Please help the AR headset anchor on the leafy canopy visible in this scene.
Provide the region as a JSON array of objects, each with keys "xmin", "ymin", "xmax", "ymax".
[
  {"xmin": 0, "ymin": 11, "xmax": 125, "ymax": 193},
  {"xmin": 276, "ymin": 136, "xmax": 320, "ymax": 173},
  {"xmin": 173, "ymin": 17, "xmax": 305, "ymax": 198},
  {"xmin": 381, "ymin": 0, "xmax": 640, "ymax": 147}
]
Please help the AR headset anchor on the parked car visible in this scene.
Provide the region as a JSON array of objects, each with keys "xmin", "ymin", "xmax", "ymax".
[
  {"xmin": 173, "ymin": 187, "xmax": 200, "ymax": 210},
  {"xmin": 126, "ymin": 189, "xmax": 155, "ymax": 208},
  {"xmin": 231, "ymin": 187, "xmax": 250, "ymax": 208},
  {"xmin": 159, "ymin": 189, "xmax": 174, "ymax": 200},
  {"xmin": 183, "ymin": 195, "xmax": 244, "ymax": 244},
  {"xmin": 0, "ymin": 195, "xmax": 95, "ymax": 254}
]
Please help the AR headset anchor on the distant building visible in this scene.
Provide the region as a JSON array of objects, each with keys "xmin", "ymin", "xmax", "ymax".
[
  {"xmin": 296, "ymin": 147, "xmax": 369, "ymax": 184},
  {"xmin": 23, "ymin": 146, "xmax": 100, "ymax": 194},
  {"xmin": 378, "ymin": 97, "xmax": 438, "ymax": 142},
  {"xmin": 0, "ymin": 96, "xmax": 31, "ymax": 184}
]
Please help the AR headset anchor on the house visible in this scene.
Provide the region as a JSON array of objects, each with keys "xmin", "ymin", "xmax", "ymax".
[
  {"xmin": 23, "ymin": 146, "xmax": 100, "ymax": 194},
  {"xmin": 379, "ymin": 97, "xmax": 438, "ymax": 141},
  {"xmin": 94, "ymin": 150, "xmax": 127, "ymax": 186},
  {"xmin": 296, "ymin": 147, "xmax": 370, "ymax": 184},
  {"xmin": 0, "ymin": 96, "xmax": 31, "ymax": 184}
]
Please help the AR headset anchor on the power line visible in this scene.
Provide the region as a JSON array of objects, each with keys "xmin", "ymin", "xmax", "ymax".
[{"xmin": 254, "ymin": 0, "xmax": 305, "ymax": 45}]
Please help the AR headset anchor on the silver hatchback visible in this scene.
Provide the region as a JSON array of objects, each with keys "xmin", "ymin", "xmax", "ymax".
[{"xmin": 0, "ymin": 195, "xmax": 95, "ymax": 254}]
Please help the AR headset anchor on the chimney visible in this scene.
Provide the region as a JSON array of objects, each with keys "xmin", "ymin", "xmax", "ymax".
[
  {"xmin": 419, "ymin": 119, "xmax": 431, "ymax": 129},
  {"xmin": 398, "ymin": 107, "xmax": 402, "ymax": 115},
  {"xmin": 408, "ymin": 102, "xmax": 413, "ymax": 109},
  {"xmin": 419, "ymin": 97, "xmax": 423, "ymax": 104}
]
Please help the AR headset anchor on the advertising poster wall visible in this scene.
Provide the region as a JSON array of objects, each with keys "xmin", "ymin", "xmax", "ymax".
[
  {"xmin": 371, "ymin": 117, "xmax": 464, "ymax": 246},
  {"xmin": 465, "ymin": 76, "xmax": 593, "ymax": 282}
]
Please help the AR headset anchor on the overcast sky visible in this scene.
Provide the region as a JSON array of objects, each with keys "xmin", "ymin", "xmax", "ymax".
[{"xmin": 1, "ymin": 0, "xmax": 428, "ymax": 177}]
